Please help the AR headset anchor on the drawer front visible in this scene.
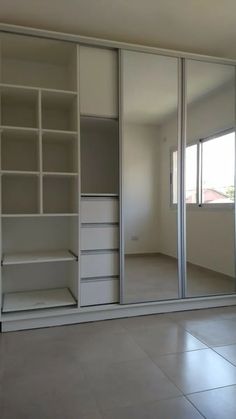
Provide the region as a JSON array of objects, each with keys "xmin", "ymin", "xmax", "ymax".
[
  {"xmin": 81, "ymin": 252, "xmax": 119, "ymax": 278},
  {"xmin": 80, "ymin": 278, "xmax": 119, "ymax": 306},
  {"xmin": 81, "ymin": 225, "xmax": 119, "ymax": 251},
  {"xmin": 81, "ymin": 199, "xmax": 118, "ymax": 223}
]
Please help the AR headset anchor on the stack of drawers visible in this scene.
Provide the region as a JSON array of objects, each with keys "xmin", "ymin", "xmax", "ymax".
[{"xmin": 80, "ymin": 197, "xmax": 119, "ymax": 306}]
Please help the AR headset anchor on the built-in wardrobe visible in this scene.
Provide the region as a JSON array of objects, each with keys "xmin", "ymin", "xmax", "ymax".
[{"xmin": 0, "ymin": 24, "xmax": 236, "ymax": 332}]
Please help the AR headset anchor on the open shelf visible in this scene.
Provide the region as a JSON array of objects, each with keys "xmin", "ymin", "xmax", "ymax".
[
  {"xmin": 1, "ymin": 128, "xmax": 39, "ymax": 172},
  {"xmin": 2, "ymin": 288, "xmax": 76, "ymax": 312},
  {"xmin": 41, "ymin": 91, "xmax": 77, "ymax": 132},
  {"xmin": 43, "ymin": 175, "xmax": 78, "ymax": 214},
  {"xmin": 1, "ymin": 33, "xmax": 77, "ymax": 91},
  {"xmin": 2, "ymin": 250, "xmax": 77, "ymax": 266},
  {"xmin": 80, "ymin": 116, "xmax": 119, "ymax": 194},
  {"xmin": 42, "ymin": 130, "xmax": 78, "ymax": 173},
  {"xmin": 2, "ymin": 173, "xmax": 39, "ymax": 215},
  {"xmin": 0, "ymin": 86, "xmax": 38, "ymax": 128}
]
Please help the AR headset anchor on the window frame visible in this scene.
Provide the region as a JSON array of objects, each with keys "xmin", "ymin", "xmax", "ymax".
[{"xmin": 170, "ymin": 128, "xmax": 235, "ymax": 209}]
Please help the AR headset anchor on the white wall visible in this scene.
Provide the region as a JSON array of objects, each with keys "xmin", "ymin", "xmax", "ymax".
[
  {"xmin": 124, "ymin": 122, "xmax": 160, "ymax": 254},
  {"xmin": 159, "ymin": 83, "xmax": 235, "ymax": 276}
]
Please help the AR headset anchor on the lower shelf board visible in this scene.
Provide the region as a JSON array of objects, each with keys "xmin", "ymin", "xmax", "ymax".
[
  {"xmin": 2, "ymin": 249, "xmax": 77, "ymax": 265},
  {"xmin": 2, "ymin": 288, "xmax": 77, "ymax": 313}
]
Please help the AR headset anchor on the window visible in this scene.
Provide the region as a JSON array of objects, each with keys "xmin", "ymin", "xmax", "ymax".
[{"xmin": 171, "ymin": 130, "xmax": 235, "ymax": 206}]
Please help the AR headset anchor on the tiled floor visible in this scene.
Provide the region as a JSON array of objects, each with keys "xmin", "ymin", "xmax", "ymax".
[{"xmin": 1, "ymin": 306, "xmax": 236, "ymax": 418}]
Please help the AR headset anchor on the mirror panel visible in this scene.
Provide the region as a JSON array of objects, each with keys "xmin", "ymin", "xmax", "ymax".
[
  {"xmin": 122, "ymin": 50, "xmax": 179, "ymax": 303},
  {"xmin": 186, "ymin": 59, "xmax": 236, "ymax": 297}
]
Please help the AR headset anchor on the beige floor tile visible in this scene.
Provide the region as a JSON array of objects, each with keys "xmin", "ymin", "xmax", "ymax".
[
  {"xmin": 214, "ymin": 344, "xmax": 236, "ymax": 366},
  {"xmin": 128, "ymin": 323, "xmax": 207, "ymax": 357},
  {"xmin": 72, "ymin": 330, "xmax": 148, "ymax": 363},
  {"xmin": 102, "ymin": 396, "xmax": 204, "ymax": 418},
  {"xmin": 188, "ymin": 385, "xmax": 236, "ymax": 419},
  {"xmin": 118, "ymin": 313, "xmax": 173, "ymax": 331},
  {"xmin": 178, "ymin": 318, "xmax": 236, "ymax": 346},
  {"xmin": 167, "ymin": 306, "xmax": 236, "ymax": 323},
  {"xmin": 2, "ymin": 333, "xmax": 83, "ymax": 380},
  {"xmin": 1, "ymin": 368, "xmax": 100, "ymax": 419},
  {"xmin": 154, "ymin": 349, "xmax": 236, "ymax": 394},
  {"xmin": 83, "ymin": 358, "xmax": 181, "ymax": 410}
]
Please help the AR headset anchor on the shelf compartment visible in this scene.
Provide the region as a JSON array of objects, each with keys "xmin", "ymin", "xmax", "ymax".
[
  {"xmin": 0, "ymin": 86, "xmax": 38, "ymax": 128},
  {"xmin": 1, "ymin": 33, "xmax": 77, "ymax": 91},
  {"xmin": 2, "ymin": 173, "xmax": 39, "ymax": 215},
  {"xmin": 81, "ymin": 117, "xmax": 119, "ymax": 194},
  {"xmin": 2, "ymin": 250, "xmax": 77, "ymax": 266},
  {"xmin": 43, "ymin": 175, "xmax": 78, "ymax": 214},
  {"xmin": 2, "ymin": 216, "xmax": 78, "ymax": 254},
  {"xmin": 1, "ymin": 128, "xmax": 39, "ymax": 172},
  {"xmin": 42, "ymin": 131, "xmax": 78, "ymax": 173},
  {"xmin": 2, "ymin": 288, "xmax": 76, "ymax": 312},
  {"xmin": 42, "ymin": 91, "xmax": 77, "ymax": 132},
  {"xmin": 80, "ymin": 278, "xmax": 119, "ymax": 306}
]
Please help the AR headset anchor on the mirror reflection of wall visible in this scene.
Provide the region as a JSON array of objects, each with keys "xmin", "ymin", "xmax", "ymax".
[
  {"xmin": 122, "ymin": 50, "xmax": 179, "ymax": 303},
  {"xmin": 185, "ymin": 60, "xmax": 235, "ymax": 297}
]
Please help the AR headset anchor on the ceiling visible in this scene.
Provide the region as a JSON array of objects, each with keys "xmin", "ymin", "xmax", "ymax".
[{"xmin": 1, "ymin": 0, "xmax": 236, "ymax": 59}]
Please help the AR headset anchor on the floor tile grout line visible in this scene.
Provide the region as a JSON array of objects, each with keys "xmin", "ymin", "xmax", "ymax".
[
  {"xmin": 80, "ymin": 352, "xmax": 186, "ymax": 410},
  {"xmin": 209, "ymin": 346, "xmax": 236, "ymax": 368},
  {"xmin": 150, "ymin": 349, "xmax": 236, "ymax": 399},
  {"xmin": 174, "ymin": 322, "xmax": 214, "ymax": 348},
  {"xmin": 100, "ymin": 395, "xmax": 204, "ymax": 417},
  {"xmin": 184, "ymin": 394, "xmax": 208, "ymax": 419},
  {"xmin": 185, "ymin": 382, "xmax": 236, "ymax": 397}
]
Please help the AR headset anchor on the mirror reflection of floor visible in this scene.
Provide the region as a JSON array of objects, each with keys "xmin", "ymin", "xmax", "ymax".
[{"xmin": 124, "ymin": 254, "xmax": 235, "ymax": 303}]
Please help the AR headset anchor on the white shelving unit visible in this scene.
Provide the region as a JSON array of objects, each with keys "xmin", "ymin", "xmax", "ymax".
[
  {"xmin": 0, "ymin": 32, "xmax": 80, "ymax": 315},
  {"xmin": 0, "ymin": 29, "xmax": 120, "ymax": 327}
]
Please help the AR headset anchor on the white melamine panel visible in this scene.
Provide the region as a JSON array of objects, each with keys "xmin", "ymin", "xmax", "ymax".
[
  {"xmin": 3, "ymin": 288, "xmax": 76, "ymax": 312},
  {"xmin": 2, "ymin": 174, "xmax": 39, "ymax": 214},
  {"xmin": 79, "ymin": 46, "xmax": 118, "ymax": 117},
  {"xmin": 81, "ymin": 225, "xmax": 119, "ymax": 251},
  {"xmin": 81, "ymin": 198, "xmax": 119, "ymax": 223},
  {"xmin": 80, "ymin": 117, "xmax": 119, "ymax": 194},
  {"xmin": 1, "ymin": 33, "xmax": 77, "ymax": 91},
  {"xmin": 81, "ymin": 251, "xmax": 119, "ymax": 278},
  {"xmin": 2, "ymin": 250, "xmax": 76, "ymax": 265},
  {"xmin": 80, "ymin": 278, "xmax": 119, "ymax": 306}
]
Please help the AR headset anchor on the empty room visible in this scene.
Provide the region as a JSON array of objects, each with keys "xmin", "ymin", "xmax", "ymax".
[{"xmin": 1, "ymin": 1, "xmax": 236, "ymax": 418}]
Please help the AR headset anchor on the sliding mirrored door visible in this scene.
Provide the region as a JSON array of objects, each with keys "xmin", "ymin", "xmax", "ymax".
[
  {"xmin": 185, "ymin": 59, "xmax": 236, "ymax": 297},
  {"xmin": 121, "ymin": 50, "xmax": 179, "ymax": 303}
]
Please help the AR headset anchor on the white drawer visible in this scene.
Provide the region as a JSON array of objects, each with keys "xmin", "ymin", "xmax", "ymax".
[
  {"xmin": 81, "ymin": 225, "xmax": 119, "ymax": 251},
  {"xmin": 80, "ymin": 278, "xmax": 119, "ymax": 306},
  {"xmin": 81, "ymin": 251, "xmax": 119, "ymax": 278},
  {"xmin": 81, "ymin": 198, "xmax": 118, "ymax": 223}
]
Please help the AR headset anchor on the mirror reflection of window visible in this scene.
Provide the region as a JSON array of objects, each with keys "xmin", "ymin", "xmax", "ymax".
[
  {"xmin": 171, "ymin": 131, "xmax": 235, "ymax": 206},
  {"xmin": 186, "ymin": 59, "xmax": 235, "ymax": 298},
  {"xmin": 202, "ymin": 132, "xmax": 235, "ymax": 204}
]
